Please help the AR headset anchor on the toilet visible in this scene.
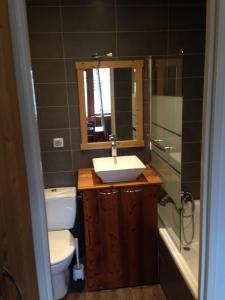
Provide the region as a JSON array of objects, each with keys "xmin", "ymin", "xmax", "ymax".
[{"xmin": 44, "ymin": 187, "xmax": 76, "ymax": 300}]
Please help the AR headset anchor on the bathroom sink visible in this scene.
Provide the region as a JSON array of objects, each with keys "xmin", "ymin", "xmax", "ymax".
[{"xmin": 92, "ymin": 155, "xmax": 146, "ymax": 183}]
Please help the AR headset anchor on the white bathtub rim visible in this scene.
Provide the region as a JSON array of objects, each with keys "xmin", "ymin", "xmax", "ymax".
[{"xmin": 159, "ymin": 227, "xmax": 198, "ymax": 300}]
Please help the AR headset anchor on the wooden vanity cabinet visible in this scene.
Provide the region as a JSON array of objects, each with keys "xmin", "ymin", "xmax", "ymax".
[{"xmin": 78, "ymin": 167, "xmax": 161, "ymax": 291}]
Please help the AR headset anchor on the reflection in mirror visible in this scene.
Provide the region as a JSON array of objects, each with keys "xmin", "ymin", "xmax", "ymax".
[
  {"xmin": 84, "ymin": 67, "xmax": 136, "ymax": 142},
  {"xmin": 76, "ymin": 60, "xmax": 144, "ymax": 150},
  {"xmin": 152, "ymin": 57, "xmax": 182, "ymax": 96}
]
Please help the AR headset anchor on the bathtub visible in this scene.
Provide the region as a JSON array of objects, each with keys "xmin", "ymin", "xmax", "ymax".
[{"xmin": 158, "ymin": 200, "xmax": 200, "ymax": 299}]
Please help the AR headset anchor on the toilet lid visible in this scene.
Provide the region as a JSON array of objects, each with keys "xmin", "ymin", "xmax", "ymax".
[{"xmin": 48, "ymin": 230, "xmax": 75, "ymax": 265}]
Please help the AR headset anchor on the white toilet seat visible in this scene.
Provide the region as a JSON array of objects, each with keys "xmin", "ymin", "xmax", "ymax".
[
  {"xmin": 48, "ymin": 230, "xmax": 76, "ymax": 299},
  {"xmin": 48, "ymin": 230, "xmax": 75, "ymax": 266}
]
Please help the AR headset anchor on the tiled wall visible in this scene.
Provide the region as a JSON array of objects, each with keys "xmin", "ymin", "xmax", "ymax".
[
  {"xmin": 26, "ymin": 0, "xmax": 205, "ymax": 188},
  {"xmin": 181, "ymin": 38, "xmax": 205, "ymax": 197}
]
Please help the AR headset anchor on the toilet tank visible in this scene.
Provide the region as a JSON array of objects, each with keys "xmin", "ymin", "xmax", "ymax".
[{"xmin": 44, "ymin": 187, "xmax": 76, "ymax": 231}]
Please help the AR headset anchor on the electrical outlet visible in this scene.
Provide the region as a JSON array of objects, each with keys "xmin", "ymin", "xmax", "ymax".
[{"xmin": 53, "ymin": 138, "xmax": 64, "ymax": 148}]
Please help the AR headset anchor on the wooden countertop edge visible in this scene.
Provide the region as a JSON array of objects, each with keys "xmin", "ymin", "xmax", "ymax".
[{"xmin": 78, "ymin": 164, "xmax": 162, "ymax": 191}]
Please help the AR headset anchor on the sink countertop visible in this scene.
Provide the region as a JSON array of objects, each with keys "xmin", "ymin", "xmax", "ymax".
[{"xmin": 78, "ymin": 165, "xmax": 162, "ymax": 191}]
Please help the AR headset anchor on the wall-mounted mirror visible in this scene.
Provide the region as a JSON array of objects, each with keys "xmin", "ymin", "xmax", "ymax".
[{"xmin": 76, "ymin": 60, "xmax": 144, "ymax": 150}]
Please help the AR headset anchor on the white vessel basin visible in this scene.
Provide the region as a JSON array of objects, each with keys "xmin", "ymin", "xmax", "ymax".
[{"xmin": 92, "ymin": 155, "xmax": 146, "ymax": 183}]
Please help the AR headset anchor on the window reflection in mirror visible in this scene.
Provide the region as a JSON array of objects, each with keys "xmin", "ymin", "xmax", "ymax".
[
  {"xmin": 83, "ymin": 67, "xmax": 136, "ymax": 143},
  {"xmin": 76, "ymin": 60, "xmax": 144, "ymax": 150},
  {"xmin": 152, "ymin": 57, "xmax": 183, "ymax": 96}
]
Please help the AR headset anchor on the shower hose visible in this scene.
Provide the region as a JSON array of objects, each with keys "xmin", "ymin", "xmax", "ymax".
[{"xmin": 181, "ymin": 191, "xmax": 195, "ymax": 245}]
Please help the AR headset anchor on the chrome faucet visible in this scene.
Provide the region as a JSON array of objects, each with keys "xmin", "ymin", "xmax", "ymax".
[{"xmin": 109, "ymin": 135, "xmax": 117, "ymax": 157}]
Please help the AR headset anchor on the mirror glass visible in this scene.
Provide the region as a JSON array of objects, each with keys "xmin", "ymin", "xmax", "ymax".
[
  {"xmin": 76, "ymin": 60, "xmax": 144, "ymax": 150},
  {"xmin": 83, "ymin": 67, "xmax": 136, "ymax": 142}
]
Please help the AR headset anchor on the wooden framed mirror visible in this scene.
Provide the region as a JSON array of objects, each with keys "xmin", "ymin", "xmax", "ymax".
[{"xmin": 76, "ymin": 60, "xmax": 144, "ymax": 150}]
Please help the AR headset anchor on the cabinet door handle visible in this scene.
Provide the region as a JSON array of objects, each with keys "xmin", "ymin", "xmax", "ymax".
[
  {"xmin": 123, "ymin": 188, "xmax": 143, "ymax": 193},
  {"xmin": 97, "ymin": 190, "xmax": 119, "ymax": 196},
  {"xmin": 2, "ymin": 267, "xmax": 23, "ymax": 300}
]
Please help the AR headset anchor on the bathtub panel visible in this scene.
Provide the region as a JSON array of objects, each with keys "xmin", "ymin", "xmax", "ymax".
[{"xmin": 158, "ymin": 235, "xmax": 195, "ymax": 300}]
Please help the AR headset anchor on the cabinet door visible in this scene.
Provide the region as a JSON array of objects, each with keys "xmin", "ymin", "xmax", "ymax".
[
  {"xmin": 83, "ymin": 186, "xmax": 158, "ymax": 291},
  {"xmin": 119, "ymin": 186, "xmax": 158, "ymax": 286},
  {"xmin": 83, "ymin": 189, "xmax": 123, "ymax": 291}
]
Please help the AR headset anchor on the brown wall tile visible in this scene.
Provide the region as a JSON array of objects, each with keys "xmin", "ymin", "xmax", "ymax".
[
  {"xmin": 39, "ymin": 129, "xmax": 71, "ymax": 151},
  {"xmin": 27, "ymin": 0, "xmax": 60, "ymax": 6},
  {"xmin": 182, "ymin": 122, "xmax": 202, "ymax": 142},
  {"xmin": 37, "ymin": 107, "xmax": 69, "ymax": 129},
  {"xmin": 34, "ymin": 84, "xmax": 67, "ymax": 106},
  {"xmin": 182, "ymin": 162, "xmax": 201, "ymax": 182},
  {"xmin": 169, "ymin": 0, "xmax": 205, "ymax": 7},
  {"xmin": 42, "ymin": 151, "xmax": 72, "ymax": 172},
  {"xmin": 67, "ymin": 83, "xmax": 79, "ymax": 106},
  {"xmin": 117, "ymin": 6, "xmax": 168, "ymax": 31},
  {"xmin": 27, "ymin": 7, "xmax": 61, "ymax": 32},
  {"xmin": 30, "ymin": 33, "xmax": 63, "ymax": 58},
  {"xmin": 65, "ymin": 59, "xmax": 78, "ymax": 82},
  {"xmin": 183, "ymin": 54, "xmax": 205, "ymax": 77},
  {"xmin": 168, "ymin": 30, "xmax": 205, "ymax": 54},
  {"xmin": 62, "ymin": 6, "xmax": 115, "ymax": 32},
  {"xmin": 61, "ymin": 0, "xmax": 114, "ymax": 6},
  {"xmin": 117, "ymin": 32, "xmax": 168, "ymax": 56},
  {"xmin": 70, "ymin": 128, "xmax": 81, "ymax": 150},
  {"xmin": 183, "ymin": 100, "xmax": 203, "ymax": 122},
  {"xmin": 182, "ymin": 142, "xmax": 201, "ymax": 163},
  {"xmin": 69, "ymin": 106, "xmax": 80, "ymax": 128},
  {"xmin": 43, "ymin": 172, "xmax": 75, "ymax": 188},
  {"xmin": 116, "ymin": 0, "xmax": 168, "ymax": 5},
  {"xmin": 32, "ymin": 59, "xmax": 66, "ymax": 83},
  {"xmin": 169, "ymin": 5, "xmax": 205, "ymax": 30},
  {"xmin": 183, "ymin": 77, "xmax": 204, "ymax": 99},
  {"xmin": 63, "ymin": 33, "xmax": 116, "ymax": 58}
]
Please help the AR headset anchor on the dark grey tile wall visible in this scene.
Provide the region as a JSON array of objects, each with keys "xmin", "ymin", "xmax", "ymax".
[
  {"xmin": 181, "ymin": 28, "xmax": 205, "ymax": 197},
  {"xmin": 169, "ymin": 0, "xmax": 205, "ymax": 198},
  {"xmin": 26, "ymin": 0, "xmax": 206, "ymax": 189}
]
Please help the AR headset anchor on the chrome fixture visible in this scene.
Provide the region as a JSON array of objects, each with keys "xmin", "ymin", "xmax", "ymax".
[
  {"xmin": 150, "ymin": 138, "xmax": 175, "ymax": 152},
  {"xmin": 181, "ymin": 191, "xmax": 195, "ymax": 245},
  {"xmin": 159, "ymin": 191, "xmax": 195, "ymax": 246},
  {"xmin": 159, "ymin": 194, "xmax": 181, "ymax": 215},
  {"xmin": 159, "ymin": 194, "xmax": 175, "ymax": 206},
  {"xmin": 181, "ymin": 191, "xmax": 195, "ymax": 211},
  {"xmin": 109, "ymin": 135, "xmax": 117, "ymax": 157}
]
